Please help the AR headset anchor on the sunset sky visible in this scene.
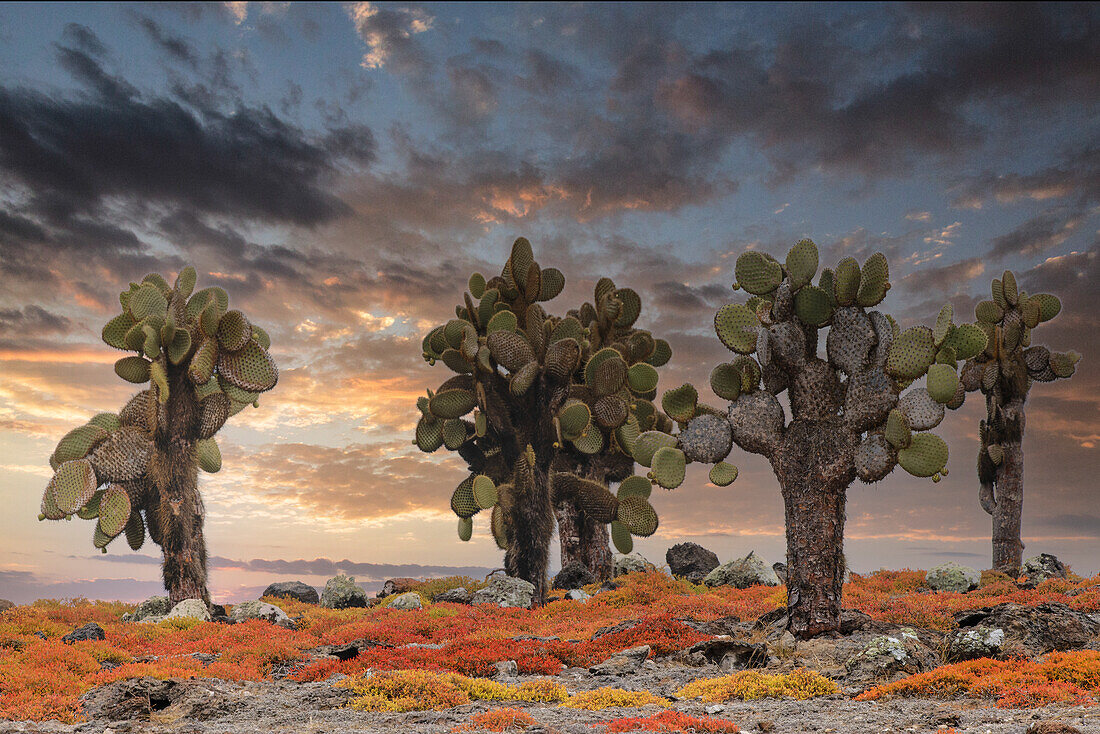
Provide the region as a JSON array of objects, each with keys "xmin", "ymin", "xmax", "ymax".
[{"xmin": 0, "ymin": 2, "xmax": 1097, "ymax": 604}]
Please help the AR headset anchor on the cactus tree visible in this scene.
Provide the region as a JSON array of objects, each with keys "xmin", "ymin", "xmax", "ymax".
[
  {"xmin": 416, "ymin": 238, "xmax": 688, "ymax": 601},
  {"xmin": 39, "ymin": 268, "xmax": 278, "ymax": 604},
  {"xmin": 961, "ymin": 272, "xmax": 1078, "ymax": 575},
  {"xmin": 695, "ymin": 240, "xmax": 986, "ymax": 637}
]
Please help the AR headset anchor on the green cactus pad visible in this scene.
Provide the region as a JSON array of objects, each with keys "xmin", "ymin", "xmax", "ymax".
[
  {"xmin": 217, "ymin": 375, "xmax": 259, "ymax": 405},
  {"xmin": 588, "ymin": 353, "xmax": 627, "ymax": 397},
  {"xmin": 926, "ymin": 363, "xmax": 959, "ymax": 404},
  {"xmin": 793, "ymin": 285, "xmax": 832, "ymax": 326},
  {"xmin": 650, "ymin": 446, "xmax": 686, "ymax": 489},
  {"xmin": 1001, "ymin": 270, "xmax": 1018, "ymax": 306},
  {"xmin": 715, "ymin": 303, "xmax": 760, "ymax": 354},
  {"xmin": 165, "ymin": 327, "xmax": 191, "ymax": 366},
  {"xmin": 616, "ymin": 416, "xmax": 641, "ymax": 454},
  {"xmin": 991, "ymin": 278, "xmax": 1006, "ymax": 309},
  {"xmin": 429, "ymin": 389, "xmax": 477, "ymax": 419},
  {"xmin": 49, "ymin": 458, "xmax": 98, "ymax": 515},
  {"xmin": 615, "ymin": 288, "xmax": 642, "ymax": 328},
  {"xmin": 709, "ymin": 462, "xmax": 739, "ymax": 487},
  {"xmin": 593, "ymin": 394, "xmax": 628, "ymax": 428},
  {"xmin": 617, "ymin": 475, "xmax": 652, "ymax": 500},
  {"xmin": 645, "ymin": 338, "xmax": 673, "ymax": 367},
  {"xmin": 898, "ymin": 432, "xmax": 949, "ymax": 478},
  {"xmin": 785, "ymin": 239, "xmax": 819, "ymax": 287},
  {"xmin": 490, "ymin": 504, "xmax": 507, "ymax": 549},
  {"xmin": 1050, "ymin": 351, "xmax": 1079, "ymax": 378},
  {"xmin": 115, "ymin": 356, "xmax": 152, "ymax": 384},
  {"xmin": 549, "ymin": 316, "xmax": 583, "ymax": 344},
  {"xmin": 92, "ymin": 525, "xmax": 115, "ymax": 550},
  {"xmin": 140, "ymin": 324, "xmax": 160, "ymax": 359},
  {"xmin": 175, "ymin": 266, "xmax": 197, "ymax": 299},
  {"xmin": 218, "ymin": 340, "xmax": 278, "ymax": 392},
  {"xmin": 885, "ymin": 409, "xmax": 912, "ymax": 449},
  {"xmin": 193, "ymin": 437, "xmax": 220, "ymax": 473},
  {"xmin": 97, "ymin": 484, "xmax": 132, "ymax": 537},
  {"xmin": 1033, "ymin": 293, "xmax": 1061, "ymax": 322},
  {"xmin": 627, "ymin": 362, "xmax": 659, "ymax": 394},
  {"xmin": 617, "ymin": 495, "xmax": 658, "ymax": 537},
  {"xmin": 249, "ymin": 324, "xmax": 271, "ymax": 350},
  {"xmin": 128, "ymin": 283, "xmax": 168, "ymax": 321},
  {"xmin": 53, "ymin": 424, "xmax": 110, "ymax": 464},
  {"xmin": 558, "ymin": 401, "xmax": 592, "ymax": 441},
  {"xmin": 834, "ymin": 257, "xmax": 861, "ymax": 306},
  {"xmin": 187, "ymin": 337, "xmax": 217, "ymax": 384},
  {"xmin": 472, "ymin": 474, "xmax": 498, "ymax": 509},
  {"xmin": 611, "ymin": 520, "xmax": 633, "ymax": 554},
  {"xmin": 940, "ymin": 323, "xmax": 987, "ymax": 361},
  {"xmin": 661, "ymin": 383, "xmax": 698, "ymax": 423},
  {"xmin": 509, "ymin": 361, "xmax": 541, "ymax": 396},
  {"xmin": 76, "ymin": 488, "xmax": 104, "ymax": 520},
  {"xmin": 732, "ymin": 355, "xmax": 762, "ymax": 393},
  {"xmin": 734, "ymin": 251, "xmax": 783, "ymax": 294},
  {"xmin": 487, "ymin": 330, "xmax": 534, "ymax": 372},
  {"xmin": 457, "ymin": 516, "xmax": 473, "ymax": 542},
  {"xmin": 217, "ymin": 310, "xmax": 252, "ymax": 352},
  {"xmin": 124, "ymin": 511, "xmax": 145, "ymax": 550},
  {"xmin": 709, "ymin": 363, "xmax": 742, "ymax": 401},
  {"xmin": 572, "ymin": 426, "xmax": 604, "ymax": 454},
  {"xmin": 886, "ymin": 326, "xmax": 936, "ymax": 380},
  {"xmin": 468, "ymin": 272, "xmax": 487, "ymax": 299},
  {"xmin": 933, "ymin": 303, "xmax": 954, "ymax": 346},
  {"xmin": 88, "ymin": 427, "xmax": 151, "ymax": 482},
  {"xmin": 442, "ymin": 419, "xmax": 468, "ymax": 450},
  {"xmin": 142, "ymin": 273, "xmax": 171, "ymax": 295},
  {"xmin": 88, "ymin": 413, "xmax": 121, "ymax": 433},
  {"xmin": 40, "ymin": 479, "xmax": 65, "ymax": 521},
  {"xmin": 439, "ymin": 349, "xmax": 470, "ymax": 374},
  {"xmin": 102, "ymin": 312, "xmax": 137, "ymax": 350},
  {"xmin": 538, "ymin": 267, "xmax": 565, "ymax": 301},
  {"xmin": 451, "ymin": 476, "xmax": 479, "ymax": 518},
  {"xmin": 856, "ymin": 252, "xmax": 889, "ymax": 307},
  {"xmin": 818, "ymin": 268, "xmax": 837, "ymax": 305},
  {"xmin": 975, "ymin": 300, "xmax": 1003, "ymax": 325}
]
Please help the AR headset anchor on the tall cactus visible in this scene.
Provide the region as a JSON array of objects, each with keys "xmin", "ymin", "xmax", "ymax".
[
  {"xmin": 415, "ymin": 238, "xmax": 694, "ymax": 600},
  {"xmin": 961, "ymin": 272, "xmax": 1078, "ymax": 575},
  {"xmin": 691, "ymin": 240, "xmax": 986, "ymax": 637},
  {"xmin": 40, "ymin": 268, "xmax": 278, "ymax": 604}
]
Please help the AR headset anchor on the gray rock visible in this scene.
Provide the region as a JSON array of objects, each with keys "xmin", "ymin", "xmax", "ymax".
[
  {"xmin": 666, "ymin": 542, "xmax": 720, "ymax": 578},
  {"xmin": 705, "ymin": 705, "xmax": 726, "ymax": 715},
  {"xmin": 948, "ymin": 625, "xmax": 1005, "ymax": 661},
  {"xmin": 681, "ymin": 636, "xmax": 767, "ymax": 670},
  {"xmin": 471, "ymin": 576, "xmax": 535, "ymax": 608},
  {"xmin": 565, "ymin": 589, "xmax": 591, "ymax": 602},
  {"xmin": 492, "ymin": 660, "xmax": 518, "ymax": 678},
  {"xmin": 432, "ymin": 587, "xmax": 472, "ymax": 604},
  {"xmin": 129, "ymin": 596, "xmax": 171, "ymax": 622},
  {"xmin": 379, "ymin": 578, "xmax": 420, "ymax": 598},
  {"xmin": 704, "ymin": 551, "xmax": 780, "ymax": 588},
  {"xmin": 589, "ymin": 645, "xmax": 650, "ymax": 675},
  {"xmin": 80, "ymin": 677, "xmax": 240, "ymax": 721},
  {"xmin": 387, "ymin": 592, "xmax": 423, "ymax": 611},
  {"xmin": 0, "ymin": 599, "xmax": 14, "ymax": 614},
  {"xmin": 772, "ymin": 562, "xmax": 788, "ymax": 583},
  {"xmin": 230, "ymin": 600, "xmax": 291, "ymax": 625},
  {"xmin": 552, "ymin": 561, "xmax": 596, "ymax": 590},
  {"xmin": 926, "ymin": 561, "xmax": 980, "ymax": 593},
  {"xmin": 954, "ymin": 602, "xmax": 1099, "ymax": 656},
  {"xmin": 1023, "ymin": 553, "xmax": 1068, "ymax": 586},
  {"xmin": 166, "ymin": 599, "xmax": 211, "ymax": 622},
  {"xmin": 321, "ymin": 574, "xmax": 368, "ymax": 609},
  {"xmin": 262, "ymin": 581, "xmax": 318, "ymax": 605},
  {"xmin": 845, "ymin": 628, "xmax": 930, "ymax": 678},
  {"xmin": 612, "ymin": 552, "xmax": 654, "ymax": 577},
  {"xmin": 63, "ymin": 622, "xmax": 105, "ymax": 644}
]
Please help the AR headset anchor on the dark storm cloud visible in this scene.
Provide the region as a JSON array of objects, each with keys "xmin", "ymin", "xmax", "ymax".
[
  {"xmin": 132, "ymin": 13, "xmax": 199, "ymax": 68},
  {"xmin": 0, "ymin": 306, "xmax": 71, "ymax": 336},
  {"xmin": 988, "ymin": 209, "xmax": 1084, "ymax": 260}
]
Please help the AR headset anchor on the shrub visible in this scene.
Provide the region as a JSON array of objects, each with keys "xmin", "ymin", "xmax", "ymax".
[
  {"xmin": 561, "ymin": 687, "xmax": 671, "ymax": 710},
  {"xmin": 600, "ymin": 710, "xmax": 741, "ymax": 732},
  {"xmin": 452, "ymin": 707, "xmax": 539, "ymax": 732},
  {"xmin": 676, "ymin": 669, "xmax": 839, "ymax": 701}
]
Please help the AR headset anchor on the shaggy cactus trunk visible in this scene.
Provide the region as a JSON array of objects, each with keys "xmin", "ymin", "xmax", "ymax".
[
  {"xmin": 555, "ymin": 501, "xmax": 612, "ymax": 581},
  {"xmin": 990, "ymin": 404, "xmax": 1025, "ymax": 576},
  {"xmin": 773, "ymin": 421, "xmax": 855, "ymax": 637},
  {"xmin": 150, "ymin": 363, "xmax": 209, "ymax": 605}
]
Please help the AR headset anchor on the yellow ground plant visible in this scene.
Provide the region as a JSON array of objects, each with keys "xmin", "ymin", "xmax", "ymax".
[{"xmin": 677, "ymin": 668, "xmax": 838, "ymax": 702}]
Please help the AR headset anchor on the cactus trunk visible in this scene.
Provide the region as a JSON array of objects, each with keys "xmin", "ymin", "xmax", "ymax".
[
  {"xmin": 555, "ymin": 500, "xmax": 612, "ymax": 581},
  {"xmin": 991, "ymin": 405, "xmax": 1026, "ymax": 576},
  {"xmin": 503, "ymin": 461, "xmax": 554, "ymax": 604},
  {"xmin": 773, "ymin": 421, "xmax": 856, "ymax": 638},
  {"xmin": 149, "ymin": 363, "xmax": 209, "ymax": 605}
]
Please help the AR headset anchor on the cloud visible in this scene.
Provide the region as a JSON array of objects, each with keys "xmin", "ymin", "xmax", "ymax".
[{"xmin": 347, "ymin": 2, "xmax": 434, "ymax": 73}]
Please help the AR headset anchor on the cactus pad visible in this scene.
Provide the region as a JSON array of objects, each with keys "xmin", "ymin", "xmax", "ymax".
[
  {"xmin": 626, "ymin": 362, "xmax": 659, "ymax": 394},
  {"xmin": 416, "ymin": 415, "xmax": 444, "ymax": 452},
  {"xmin": 897, "ymin": 387, "xmax": 945, "ymax": 430},
  {"xmin": 1033, "ymin": 293, "xmax": 1061, "ymax": 322},
  {"xmin": 617, "ymin": 495, "xmax": 658, "ymax": 536},
  {"xmin": 926, "ymin": 363, "xmax": 958, "ymax": 404},
  {"xmin": 563, "ymin": 475, "xmax": 619, "ymax": 523},
  {"xmin": 650, "ymin": 446, "xmax": 686, "ymax": 489},
  {"xmin": 217, "ymin": 310, "xmax": 251, "ymax": 352},
  {"xmin": 856, "ymin": 252, "xmax": 889, "ymax": 307},
  {"xmin": 88, "ymin": 428, "xmax": 151, "ymax": 482},
  {"xmin": 53, "ymin": 424, "xmax": 110, "ymax": 465},
  {"xmin": 885, "ymin": 409, "xmax": 912, "ymax": 449},
  {"xmin": 451, "ymin": 476, "xmax": 479, "ymax": 518},
  {"xmin": 834, "ymin": 257, "xmax": 861, "ymax": 306},
  {"xmin": 487, "ymin": 331, "xmax": 534, "ymax": 372},
  {"xmin": 785, "ymin": 239, "xmax": 819, "ymax": 287},
  {"xmin": 727, "ymin": 391, "xmax": 783, "ymax": 455},
  {"xmin": 709, "ymin": 461, "xmax": 739, "ymax": 487},
  {"xmin": 559, "ymin": 401, "xmax": 592, "ymax": 441},
  {"xmin": 457, "ymin": 516, "xmax": 473, "ymax": 542},
  {"xmin": 886, "ymin": 326, "xmax": 936, "ymax": 380},
  {"xmin": 473, "ymin": 474, "xmax": 498, "ymax": 509},
  {"xmin": 898, "ymin": 432, "xmax": 949, "ymax": 478},
  {"xmin": 941, "ymin": 323, "xmax": 987, "ymax": 361},
  {"xmin": 678, "ymin": 413, "xmax": 733, "ymax": 464},
  {"xmin": 48, "ymin": 459, "xmax": 99, "ymax": 515},
  {"xmin": 115, "ymin": 356, "xmax": 152, "ymax": 384},
  {"xmin": 442, "ymin": 419, "xmax": 467, "ymax": 450},
  {"xmin": 587, "ymin": 352, "xmax": 627, "ymax": 396},
  {"xmin": 611, "ymin": 520, "xmax": 633, "ymax": 554},
  {"xmin": 617, "ymin": 475, "xmax": 652, "ymax": 500},
  {"xmin": 97, "ymin": 484, "xmax": 132, "ymax": 537},
  {"xmin": 793, "ymin": 285, "xmax": 831, "ymax": 327},
  {"xmin": 429, "ymin": 389, "xmax": 477, "ymax": 419},
  {"xmin": 218, "ymin": 340, "xmax": 278, "ymax": 393},
  {"xmin": 715, "ymin": 303, "xmax": 760, "ymax": 354},
  {"xmin": 196, "ymin": 438, "xmax": 221, "ymax": 473},
  {"xmin": 735, "ymin": 251, "xmax": 783, "ymax": 294},
  {"xmin": 661, "ymin": 383, "xmax": 699, "ymax": 424},
  {"xmin": 710, "ymin": 363, "xmax": 742, "ymax": 401},
  {"xmin": 102, "ymin": 313, "xmax": 136, "ymax": 350},
  {"xmin": 572, "ymin": 426, "xmax": 604, "ymax": 454},
  {"xmin": 827, "ymin": 307, "xmax": 876, "ymax": 375},
  {"xmin": 646, "ymin": 339, "xmax": 673, "ymax": 367},
  {"xmin": 844, "ymin": 367, "xmax": 898, "ymax": 432},
  {"xmin": 633, "ymin": 431, "xmax": 679, "ymax": 467},
  {"xmin": 593, "ymin": 394, "xmax": 628, "ymax": 428},
  {"xmin": 855, "ymin": 433, "xmax": 896, "ymax": 483}
]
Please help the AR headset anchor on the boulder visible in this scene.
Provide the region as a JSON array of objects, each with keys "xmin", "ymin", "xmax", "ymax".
[
  {"xmin": 948, "ymin": 625, "xmax": 1004, "ymax": 661},
  {"xmin": 1023, "ymin": 553, "xmax": 1068, "ymax": 586},
  {"xmin": 63, "ymin": 622, "xmax": 105, "ymax": 644},
  {"xmin": 845, "ymin": 628, "xmax": 932, "ymax": 679},
  {"xmin": 0, "ymin": 599, "xmax": 14, "ymax": 614},
  {"xmin": 681, "ymin": 637, "xmax": 767, "ymax": 670},
  {"xmin": 589, "ymin": 645, "xmax": 650, "ymax": 675},
  {"xmin": 166, "ymin": 599, "xmax": 211, "ymax": 622},
  {"xmin": 379, "ymin": 578, "xmax": 420, "ymax": 598},
  {"xmin": 471, "ymin": 576, "xmax": 535, "ymax": 608},
  {"xmin": 432, "ymin": 587, "xmax": 472, "ymax": 604},
  {"xmin": 954, "ymin": 602, "xmax": 1099, "ymax": 656},
  {"xmin": 613, "ymin": 552, "xmax": 654, "ymax": 577},
  {"xmin": 127, "ymin": 596, "xmax": 171, "ymax": 622},
  {"xmin": 388, "ymin": 592, "xmax": 423, "ymax": 611},
  {"xmin": 262, "ymin": 581, "xmax": 319, "ymax": 605},
  {"xmin": 772, "ymin": 562, "xmax": 788, "ymax": 584},
  {"xmin": 230, "ymin": 600, "xmax": 291, "ymax": 625},
  {"xmin": 565, "ymin": 589, "xmax": 591, "ymax": 602},
  {"xmin": 926, "ymin": 561, "xmax": 980, "ymax": 592},
  {"xmin": 321, "ymin": 574, "xmax": 368, "ymax": 609},
  {"xmin": 1026, "ymin": 723, "xmax": 1083, "ymax": 734},
  {"xmin": 552, "ymin": 561, "xmax": 596, "ymax": 590},
  {"xmin": 81, "ymin": 677, "xmax": 240, "ymax": 721},
  {"xmin": 704, "ymin": 551, "xmax": 780, "ymax": 588},
  {"xmin": 666, "ymin": 542, "xmax": 720, "ymax": 578},
  {"xmin": 492, "ymin": 660, "xmax": 518, "ymax": 678}
]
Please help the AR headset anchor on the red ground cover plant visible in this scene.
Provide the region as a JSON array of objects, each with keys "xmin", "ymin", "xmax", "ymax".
[
  {"xmin": 598, "ymin": 710, "xmax": 741, "ymax": 732},
  {"xmin": 856, "ymin": 651, "xmax": 1100, "ymax": 708},
  {"xmin": 1, "ymin": 570, "xmax": 1098, "ymax": 722},
  {"xmin": 452, "ymin": 707, "xmax": 539, "ymax": 731}
]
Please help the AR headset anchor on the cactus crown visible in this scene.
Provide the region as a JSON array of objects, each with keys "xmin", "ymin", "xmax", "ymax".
[
  {"xmin": 416, "ymin": 238, "xmax": 690, "ymax": 553},
  {"xmin": 689, "ymin": 239, "xmax": 989, "ymax": 483},
  {"xmin": 40, "ymin": 267, "xmax": 278, "ymax": 552},
  {"xmin": 964, "ymin": 271, "xmax": 1077, "ymax": 511}
]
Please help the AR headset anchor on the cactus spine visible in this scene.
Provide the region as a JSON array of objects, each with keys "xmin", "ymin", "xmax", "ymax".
[
  {"xmin": 963, "ymin": 273, "xmax": 1077, "ymax": 575},
  {"xmin": 696, "ymin": 240, "xmax": 984, "ymax": 638},
  {"xmin": 40, "ymin": 268, "xmax": 278, "ymax": 604},
  {"xmin": 417, "ymin": 239, "xmax": 690, "ymax": 599}
]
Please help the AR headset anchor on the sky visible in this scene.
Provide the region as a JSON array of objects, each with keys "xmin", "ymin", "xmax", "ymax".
[{"xmin": 0, "ymin": 2, "xmax": 1097, "ymax": 604}]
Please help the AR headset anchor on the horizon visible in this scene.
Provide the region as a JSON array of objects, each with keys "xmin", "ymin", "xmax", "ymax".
[{"xmin": 0, "ymin": 2, "xmax": 1097, "ymax": 605}]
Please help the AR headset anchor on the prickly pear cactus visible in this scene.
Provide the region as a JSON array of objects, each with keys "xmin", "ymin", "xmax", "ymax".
[
  {"xmin": 963, "ymin": 272, "xmax": 1077, "ymax": 574},
  {"xmin": 695, "ymin": 240, "xmax": 986, "ymax": 638},
  {"xmin": 40, "ymin": 267, "xmax": 278, "ymax": 603},
  {"xmin": 416, "ymin": 238, "xmax": 687, "ymax": 595}
]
